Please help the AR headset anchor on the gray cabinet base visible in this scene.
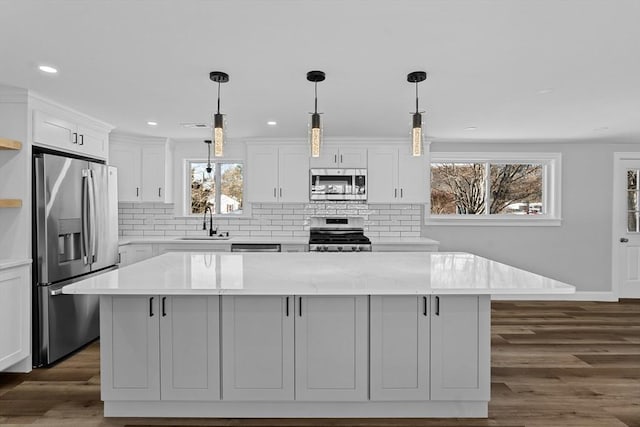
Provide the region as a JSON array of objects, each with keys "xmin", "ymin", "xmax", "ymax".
[{"xmin": 105, "ymin": 400, "xmax": 488, "ymax": 418}]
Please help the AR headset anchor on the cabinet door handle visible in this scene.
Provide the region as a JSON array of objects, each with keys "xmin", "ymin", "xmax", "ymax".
[
  {"xmin": 340, "ymin": 154, "xmax": 343, "ymax": 163},
  {"xmin": 149, "ymin": 297, "xmax": 154, "ymax": 317},
  {"xmin": 162, "ymin": 297, "xmax": 166, "ymax": 317},
  {"xmin": 298, "ymin": 297, "xmax": 302, "ymax": 317},
  {"xmin": 400, "ymin": 188, "xmax": 404, "ymax": 198},
  {"xmin": 136, "ymin": 187, "xmax": 139, "ymax": 197},
  {"xmin": 118, "ymin": 252, "xmax": 121, "ymax": 264},
  {"xmin": 423, "ymin": 296, "xmax": 427, "ymax": 316},
  {"xmin": 279, "ymin": 188, "xmax": 283, "ymax": 198},
  {"xmin": 435, "ymin": 296, "xmax": 440, "ymax": 316},
  {"xmin": 394, "ymin": 188, "xmax": 398, "ymax": 198},
  {"xmin": 273, "ymin": 188, "xmax": 277, "ymax": 198},
  {"xmin": 72, "ymin": 132, "xmax": 78, "ymax": 144},
  {"xmin": 79, "ymin": 134, "xmax": 84, "ymax": 145},
  {"xmin": 158, "ymin": 187, "xmax": 162, "ymax": 198},
  {"xmin": 285, "ymin": 296, "xmax": 290, "ymax": 317}
]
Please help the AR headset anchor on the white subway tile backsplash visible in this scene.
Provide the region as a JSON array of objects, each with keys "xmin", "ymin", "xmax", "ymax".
[{"xmin": 118, "ymin": 202, "xmax": 423, "ymax": 238}]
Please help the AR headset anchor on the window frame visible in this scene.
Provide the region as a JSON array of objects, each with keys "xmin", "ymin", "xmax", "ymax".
[
  {"xmin": 426, "ymin": 152, "xmax": 562, "ymax": 226},
  {"xmin": 184, "ymin": 159, "xmax": 245, "ymax": 217}
]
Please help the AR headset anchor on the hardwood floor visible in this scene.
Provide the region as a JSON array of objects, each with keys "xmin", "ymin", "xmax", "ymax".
[{"xmin": 1, "ymin": 300, "xmax": 639, "ymax": 427}]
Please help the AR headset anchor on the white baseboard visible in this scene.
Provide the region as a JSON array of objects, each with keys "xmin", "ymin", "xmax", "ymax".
[
  {"xmin": 492, "ymin": 291, "xmax": 618, "ymax": 302},
  {"xmin": 3, "ymin": 356, "xmax": 32, "ymax": 373}
]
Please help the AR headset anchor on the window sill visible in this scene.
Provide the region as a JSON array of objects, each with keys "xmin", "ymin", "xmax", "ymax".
[{"xmin": 425, "ymin": 216, "xmax": 562, "ymax": 227}]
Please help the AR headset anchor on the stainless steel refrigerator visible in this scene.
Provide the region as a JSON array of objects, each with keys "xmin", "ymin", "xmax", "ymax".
[{"xmin": 32, "ymin": 150, "xmax": 118, "ymax": 367}]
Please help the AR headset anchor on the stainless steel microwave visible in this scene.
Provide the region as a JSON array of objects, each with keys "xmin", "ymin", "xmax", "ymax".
[{"xmin": 310, "ymin": 169, "xmax": 367, "ymax": 201}]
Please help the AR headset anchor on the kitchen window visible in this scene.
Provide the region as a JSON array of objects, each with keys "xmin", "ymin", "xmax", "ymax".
[
  {"xmin": 187, "ymin": 160, "xmax": 244, "ymax": 215},
  {"xmin": 427, "ymin": 152, "xmax": 561, "ymax": 226}
]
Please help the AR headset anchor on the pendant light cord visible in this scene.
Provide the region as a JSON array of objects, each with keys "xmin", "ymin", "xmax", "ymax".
[
  {"xmin": 314, "ymin": 82, "xmax": 318, "ymax": 114},
  {"xmin": 217, "ymin": 82, "xmax": 221, "ymax": 114},
  {"xmin": 415, "ymin": 81, "xmax": 419, "ymax": 114}
]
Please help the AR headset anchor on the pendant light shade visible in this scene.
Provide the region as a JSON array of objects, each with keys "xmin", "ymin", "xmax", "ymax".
[
  {"xmin": 209, "ymin": 71, "xmax": 229, "ymax": 157},
  {"xmin": 307, "ymin": 70, "xmax": 325, "ymax": 158},
  {"xmin": 407, "ymin": 71, "xmax": 427, "ymax": 157}
]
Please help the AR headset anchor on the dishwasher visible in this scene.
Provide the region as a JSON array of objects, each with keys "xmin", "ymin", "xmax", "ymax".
[{"xmin": 230, "ymin": 243, "xmax": 281, "ymax": 252}]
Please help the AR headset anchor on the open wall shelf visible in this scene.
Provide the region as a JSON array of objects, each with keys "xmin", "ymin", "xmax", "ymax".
[{"xmin": 0, "ymin": 138, "xmax": 22, "ymax": 150}]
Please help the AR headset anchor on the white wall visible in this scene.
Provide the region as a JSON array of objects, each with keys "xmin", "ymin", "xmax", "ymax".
[{"xmin": 426, "ymin": 140, "xmax": 640, "ymax": 296}]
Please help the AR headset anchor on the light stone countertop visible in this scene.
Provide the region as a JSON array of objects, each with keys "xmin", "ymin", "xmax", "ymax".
[
  {"xmin": 118, "ymin": 236, "xmax": 440, "ymax": 246},
  {"xmin": 62, "ymin": 252, "xmax": 574, "ymax": 296},
  {"xmin": 0, "ymin": 259, "xmax": 32, "ymax": 270}
]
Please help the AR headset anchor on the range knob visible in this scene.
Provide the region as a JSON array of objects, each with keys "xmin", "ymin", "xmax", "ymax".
[
  {"xmin": 337, "ymin": 246, "xmax": 343, "ymax": 252},
  {"xmin": 352, "ymin": 246, "xmax": 358, "ymax": 252}
]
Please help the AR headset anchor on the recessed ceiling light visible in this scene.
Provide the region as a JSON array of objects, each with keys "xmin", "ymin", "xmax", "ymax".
[
  {"xmin": 38, "ymin": 65, "xmax": 58, "ymax": 74},
  {"xmin": 465, "ymin": 126, "xmax": 477, "ymax": 131},
  {"xmin": 267, "ymin": 121, "xmax": 277, "ymax": 126},
  {"xmin": 147, "ymin": 121, "xmax": 158, "ymax": 126},
  {"xmin": 537, "ymin": 88, "xmax": 553, "ymax": 94}
]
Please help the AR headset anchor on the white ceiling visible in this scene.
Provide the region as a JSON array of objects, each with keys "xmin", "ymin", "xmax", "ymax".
[{"xmin": 1, "ymin": 0, "xmax": 639, "ymax": 143}]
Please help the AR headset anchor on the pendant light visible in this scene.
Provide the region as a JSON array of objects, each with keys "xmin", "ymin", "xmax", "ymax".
[
  {"xmin": 203, "ymin": 139, "xmax": 212, "ymax": 173},
  {"xmin": 307, "ymin": 70, "xmax": 325, "ymax": 157},
  {"xmin": 407, "ymin": 71, "xmax": 427, "ymax": 157},
  {"xmin": 209, "ymin": 71, "xmax": 229, "ymax": 157}
]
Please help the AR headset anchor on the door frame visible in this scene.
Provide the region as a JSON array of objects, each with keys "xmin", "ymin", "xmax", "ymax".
[{"xmin": 611, "ymin": 152, "xmax": 640, "ymax": 298}]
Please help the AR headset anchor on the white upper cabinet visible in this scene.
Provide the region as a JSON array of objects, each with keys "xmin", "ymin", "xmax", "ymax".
[
  {"xmin": 309, "ymin": 146, "xmax": 367, "ymax": 168},
  {"xmin": 32, "ymin": 109, "xmax": 111, "ymax": 160},
  {"xmin": 109, "ymin": 139, "xmax": 171, "ymax": 203},
  {"xmin": 367, "ymin": 146, "xmax": 427, "ymax": 203},
  {"xmin": 247, "ymin": 144, "xmax": 309, "ymax": 203}
]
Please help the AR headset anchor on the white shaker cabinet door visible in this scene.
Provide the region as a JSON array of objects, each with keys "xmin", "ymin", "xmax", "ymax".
[
  {"xmin": 100, "ymin": 295, "xmax": 160, "ymax": 401},
  {"xmin": 397, "ymin": 146, "xmax": 427, "ymax": 203},
  {"xmin": 294, "ymin": 295, "xmax": 368, "ymax": 401},
  {"xmin": 278, "ymin": 146, "xmax": 309, "ymax": 203},
  {"xmin": 110, "ymin": 143, "xmax": 142, "ymax": 202},
  {"xmin": 247, "ymin": 146, "xmax": 279, "ymax": 202},
  {"xmin": 370, "ymin": 295, "xmax": 430, "ymax": 401},
  {"xmin": 160, "ymin": 296, "xmax": 220, "ymax": 401},
  {"xmin": 221, "ymin": 295, "xmax": 294, "ymax": 400},
  {"xmin": 141, "ymin": 144, "xmax": 165, "ymax": 202},
  {"xmin": 0, "ymin": 266, "xmax": 30, "ymax": 371},
  {"xmin": 430, "ymin": 295, "xmax": 491, "ymax": 401},
  {"xmin": 367, "ymin": 147, "xmax": 398, "ymax": 203}
]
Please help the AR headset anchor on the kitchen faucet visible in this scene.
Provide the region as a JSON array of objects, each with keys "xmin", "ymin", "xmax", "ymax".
[{"xmin": 202, "ymin": 205, "xmax": 218, "ymax": 236}]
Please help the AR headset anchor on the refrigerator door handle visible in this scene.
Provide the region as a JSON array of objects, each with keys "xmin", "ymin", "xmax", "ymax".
[
  {"xmin": 81, "ymin": 169, "xmax": 91, "ymax": 265},
  {"xmin": 88, "ymin": 170, "xmax": 97, "ymax": 264}
]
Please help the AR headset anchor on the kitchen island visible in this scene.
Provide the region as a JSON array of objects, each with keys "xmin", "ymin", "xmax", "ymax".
[{"xmin": 63, "ymin": 251, "xmax": 574, "ymax": 418}]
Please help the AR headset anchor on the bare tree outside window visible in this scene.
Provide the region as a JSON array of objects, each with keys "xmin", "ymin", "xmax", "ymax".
[
  {"xmin": 190, "ymin": 162, "xmax": 243, "ymax": 215},
  {"xmin": 431, "ymin": 162, "xmax": 543, "ymax": 216}
]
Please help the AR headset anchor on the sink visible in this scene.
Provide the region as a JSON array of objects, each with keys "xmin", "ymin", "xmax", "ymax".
[{"xmin": 177, "ymin": 236, "xmax": 231, "ymax": 241}]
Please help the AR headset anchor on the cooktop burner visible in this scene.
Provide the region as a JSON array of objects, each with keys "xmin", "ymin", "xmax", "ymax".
[{"xmin": 308, "ymin": 217, "xmax": 371, "ymax": 252}]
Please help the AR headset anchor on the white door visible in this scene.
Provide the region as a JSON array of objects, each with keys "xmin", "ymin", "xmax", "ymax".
[
  {"xmin": 613, "ymin": 155, "xmax": 640, "ymax": 298},
  {"xmin": 160, "ymin": 296, "xmax": 220, "ymax": 401},
  {"xmin": 398, "ymin": 146, "xmax": 427, "ymax": 203},
  {"xmin": 337, "ymin": 147, "xmax": 367, "ymax": 168},
  {"xmin": 110, "ymin": 143, "xmax": 142, "ymax": 202},
  {"xmin": 367, "ymin": 147, "xmax": 398, "ymax": 203},
  {"xmin": 221, "ymin": 296, "xmax": 294, "ymax": 400},
  {"xmin": 294, "ymin": 295, "xmax": 368, "ymax": 401}
]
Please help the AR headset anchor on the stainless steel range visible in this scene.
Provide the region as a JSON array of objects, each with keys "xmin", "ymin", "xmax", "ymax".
[{"xmin": 308, "ymin": 217, "xmax": 371, "ymax": 252}]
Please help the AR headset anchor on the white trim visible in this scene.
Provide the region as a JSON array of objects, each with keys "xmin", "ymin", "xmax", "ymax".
[
  {"xmin": 427, "ymin": 152, "xmax": 562, "ymax": 226},
  {"xmin": 105, "ymin": 400, "xmax": 487, "ymax": 418},
  {"xmin": 492, "ymin": 291, "xmax": 617, "ymax": 302}
]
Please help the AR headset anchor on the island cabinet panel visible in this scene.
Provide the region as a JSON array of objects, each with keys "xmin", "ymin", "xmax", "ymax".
[
  {"xmin": 101, "ymin": 295, "xmax": 220, "ymax": 402},
  {"xmin": 221, "ymin": 296, "xmax": 294, "ymax": 400},
  {"xmin": 430, "ymin": 295, "xmax": 491, "ymax": 401},
  {"xmin": 370, "ymin": 295, "xmax": 430, "ymax": 401},
  {"xmin": 294, "ymin": 295, "xmax": 368, "ymax": 401},
  {"xmin": 160, "ymin": 296, "xmax": 220, "ymax": 401},
  {"xmin": 100, "ymin": 296, "xmax": 160, "ymax": 401}
]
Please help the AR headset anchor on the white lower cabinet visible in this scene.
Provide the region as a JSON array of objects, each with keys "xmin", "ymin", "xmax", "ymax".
[
  {"xmin": 118, "ymin": 244, "xmax": 154, "ymax": 267},
  {"xmin": 100, "ymin": 295, "xmax": 220, "ymax": 401},
  {"xmin": 430, "ymin": 295, "xmax": 490, "ymax": 401},
  {"xmin": 294, "ymin": 295, "xmax": 369, "ymax": 401},
  {"xmin": 0, "ymin": 265, "xmax": 30, "ymax": 371},
  {"xmin": 370, "ymin": 295, "xmax": 430, "ymax": 401},
  {"xmin": 220, "ymin": 295, "xmax": 368, "ymax": 402},
  {"xmin": 221, "ymin": 296, "xmax": 294, "ymax": 400}
]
